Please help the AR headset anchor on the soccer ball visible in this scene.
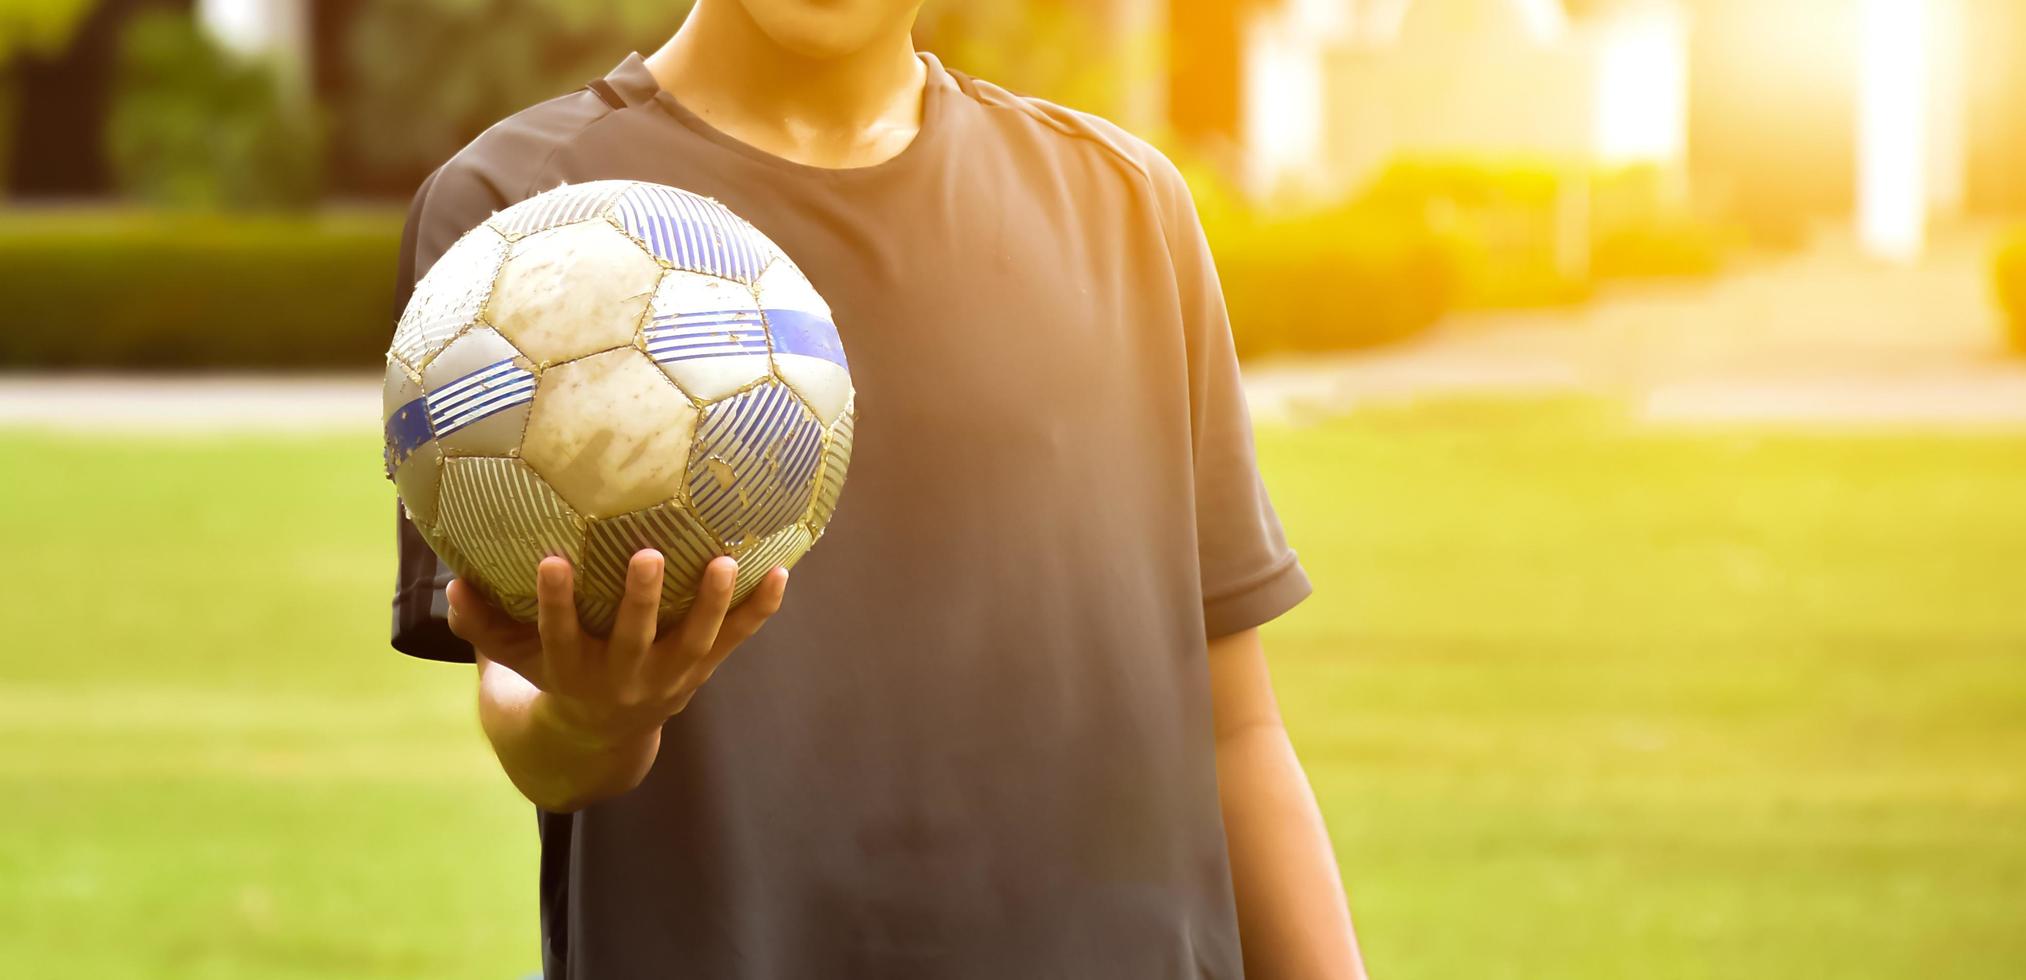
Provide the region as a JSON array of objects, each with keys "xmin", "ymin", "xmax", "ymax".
[{"xmin": 382, "ymin": 180, "xmax": 854, "ymax": 634}]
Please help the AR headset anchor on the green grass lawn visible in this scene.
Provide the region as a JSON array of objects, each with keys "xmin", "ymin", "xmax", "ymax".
[{"xmin": 2, "ymin": 399, "xmax": 2022, "ymax": 978}]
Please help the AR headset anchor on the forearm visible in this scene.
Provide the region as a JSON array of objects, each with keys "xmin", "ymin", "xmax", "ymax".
[
  {"xmin": 1218, "ymin": 722, "xmax": 1367, "ymax": 980},
  {"xmin": 476, "ymin": 656, "xmax": 661, "ymax": 812}
]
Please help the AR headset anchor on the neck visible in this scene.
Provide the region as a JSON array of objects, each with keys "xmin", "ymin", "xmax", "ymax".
[{"xmin": 644, "ymin": 1, "xmax": 927, "ymax": 168}]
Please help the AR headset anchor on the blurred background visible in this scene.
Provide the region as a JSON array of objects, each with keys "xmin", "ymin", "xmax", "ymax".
[{"xmin": 2, "ymin": 0, "xmax": 2022, "ymax": 976}]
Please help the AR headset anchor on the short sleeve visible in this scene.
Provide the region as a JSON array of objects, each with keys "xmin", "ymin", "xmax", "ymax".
[
  {"xmin": 1147, "ymin": 159, "xmax": 1312, "ymax": 639},
  {"xmin": 388, "ymin": 163, "xmax": 502, "ymax": 664}
]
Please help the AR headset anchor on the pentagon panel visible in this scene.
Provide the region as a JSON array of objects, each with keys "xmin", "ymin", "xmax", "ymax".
[
  {"xmin": 729, "ymin": 523, "xmax": 812, "ymax": 606},
  {"xmin": 686, "ymin": 380, "xmax": 825, "ymax": 550},
  {"xmin": 488, "ymin": 220, "xmax": 660, "ymax": 364},
  {"xmin": 391, "ymin": 227, "xmax": 507, "ymax": 370},
  {"xmin": 645, "ymin": 269, "xmax": 772, "ymax": 402},
  {"xmin": 612, "ymin": 183, "xmax": 776, "ymax": 284},
  {"xmin": 423, "ymin": 327, "xmax": 536, "ymax": 457},
  {"xmin": 436, "ymin": 456, "xmax": 585, "ymax": 614},
  {"xmin": 805, "ymin": 401, "xmax": 854, "ymax": 533},
  {"xmin": 578, "ymin": 502, "xmax": 723, "ymax": 629},
  {"xmin": 487, "ymin": 180, "xmax": 631, "ymax": 240},
  {"xmin": 522, "ymin": 348, "xmax": 698, "ymax": 519}
]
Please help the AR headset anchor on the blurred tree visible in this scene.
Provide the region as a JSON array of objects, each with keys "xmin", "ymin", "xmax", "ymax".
[
  {"xmin": 0, "ymin": 0, "xmax": 112, "ymax": 192},
  {"xmin": 107, "ymin": 7, "xmax": 324, "ymax": 209},
  {"xmin": 0, "ymin": 0, "xmax": 97, "ymax": 59},
  {"xmin": 914, "ymin": 0, "xmax": 1128, "ymax": 122},
  {"xmin": 339, "ymin": 0, "xmax": 691, "ymax": 190},
  {"xmin": 1166, "ymin": 0, "xmax": 1248, "ymax": 148}
]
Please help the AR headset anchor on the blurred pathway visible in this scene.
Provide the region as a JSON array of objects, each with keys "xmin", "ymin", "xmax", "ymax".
[
  {"xmin": 1245, "ymin": 222, "xmax": 2026, "ymax": 428},
  {"xmin": 0, "ymin": 374, "xmax": 373, "ymax": 433},
  {"xmin": 4, "ymin": 224, "xmax": 2023, "ymax": 432}
]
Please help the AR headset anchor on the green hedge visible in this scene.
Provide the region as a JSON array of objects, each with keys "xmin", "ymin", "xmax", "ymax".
[
  {"xmin": 1996, "ymin": 229, "xmax": 2026, "ymax": 355},
  {"xmin": 1205, "ymin": 206, "xmax": 1455, "ymax": 359},
  {"xmin": 0, "ymin": 209, "xmax": 402, "ymax": 369},
  {"xmin": 0, "ymin": 204, "xmax": 1448, "ymax": 369}
]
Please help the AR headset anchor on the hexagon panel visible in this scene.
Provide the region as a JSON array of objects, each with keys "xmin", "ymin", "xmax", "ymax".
[
  {"xmin": 522, "ymin": 348, "xmax": 698, "ymax": 520},
  {"xmin": 644, "ymin": 269, "xmax": 773, "ymax": 402},
  {"xmin": 436, "ymin": 456, "xmax": 586, "ymax": 611},
  {"xmin": 391, "ymin": 227, "xmax": 507, "ymax": 371},
  {"xmin": 487, "ymin": 181, "xmax": 630, "ymax": 240},
  {"xmin": 423, "ymin": 327, "xmax": 536, "ymax": 457},
  {"xmin": 686, "ymin": 380, "xmax": 824, "ymax": 550},
  {"xmin": 488, "ymin": 220, "xmax": 661, "ymax": 364}
]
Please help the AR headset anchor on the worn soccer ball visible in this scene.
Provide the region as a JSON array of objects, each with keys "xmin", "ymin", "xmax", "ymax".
[{"xmin": 382, "ymin": 179, "xmax": 854, "ymax": 633}]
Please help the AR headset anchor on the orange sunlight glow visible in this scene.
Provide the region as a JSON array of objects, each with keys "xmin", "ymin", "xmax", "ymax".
[
  {"xmin": 1858, "ymin": 0, "xmax": 1930, "ymax": 261},
  {"xmin": 1594, "ymin": 6, "xmax": 1688, "ymax": 165},
  {"xmin": 1243, "ymin": 13, "xmax": 1324, "ymax": 194}
]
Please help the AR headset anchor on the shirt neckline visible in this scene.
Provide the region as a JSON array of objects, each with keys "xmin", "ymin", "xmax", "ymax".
[{"xmin": 608, "ymin": 50, "xmax": 951, "ymax": 182}]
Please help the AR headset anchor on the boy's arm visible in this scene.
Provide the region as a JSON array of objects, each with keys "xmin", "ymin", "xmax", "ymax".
[{"xmin": 1211, "ymin": 627, "xmax": 1369, "ymax": 979}]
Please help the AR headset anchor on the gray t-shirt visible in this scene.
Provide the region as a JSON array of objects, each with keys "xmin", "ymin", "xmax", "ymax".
[{"xmin": 391, "ymin": 52, "xmax": 1310, "ymax": 980}]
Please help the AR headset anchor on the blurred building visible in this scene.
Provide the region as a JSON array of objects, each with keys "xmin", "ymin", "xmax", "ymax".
[
  {"xmin": 1240, "ymin": 0, "xmax": 2026, "ymax": 258},
  {"xmin": 1243, "ymin": 0, "xmax": 1687, "ymax": 196},
  {"xmin": 3, "ymin": 0, "xmax": 339, "ymax": 199},
  {"xmin": 1690, "ymin": 0, "xmax": 2026, "ymax": 256},
  {"xmin": 5, "ymin": 0, "xmax": 180, "ymax": 196}
]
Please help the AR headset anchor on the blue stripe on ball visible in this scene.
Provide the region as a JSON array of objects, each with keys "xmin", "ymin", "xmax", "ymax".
[
  {"xmin": 384, "ymin": 396, "xmax": 435, "ymax": 475},
  {"xmin": 764, "ymin": 309, "xmax": 848, "ymax": 369}
]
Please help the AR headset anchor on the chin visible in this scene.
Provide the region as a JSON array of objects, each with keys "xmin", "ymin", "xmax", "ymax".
[{"xmin": 735, "ymin": 0, "xmax": 919, "ymax": 59}]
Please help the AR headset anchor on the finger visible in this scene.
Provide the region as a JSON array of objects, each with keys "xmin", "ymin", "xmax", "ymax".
[
  {"xmin": 663, "ymin": 556, "xmax": 738, "ymax": 662},
  {"xmin": 534, "ymin": 556, "xmax": 583, "ymax": 668},
  {"xmin": 707, "ymin": 566, "xmax": 788, "ymax": 663},
  {"xmin": 448, "ymin": 577, "xmax": 518, "ymax": 644},
  {"xmin": 673, "ymin": 566, "xmax": 787, "ymax": 696},
  {"xmin": 609, "ymin": 549, "xmax": 665, "ymax": 661},
  {"xmin": 449, "ymin": 578, "xmax": 541, "ymax": 673}
]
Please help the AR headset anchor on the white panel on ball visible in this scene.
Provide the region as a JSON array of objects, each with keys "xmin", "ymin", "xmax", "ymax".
[
  {"xmin": 423, "ymin": 327, "xmax": 537, "ymax": 457},
  {"xmin": 645, "ymin": 269, "xmax": 773, "ymax": 402},
  {"xmin": 488, "ymin": 220, "xmax": 662, "ymax": 364},
  {"xmin": 391, "ymin": 227, "xmax": 508, "ymax": 371},
  {"xmin": 522, "ymin": 348, "xmax": 699, "ymax": 520}
]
